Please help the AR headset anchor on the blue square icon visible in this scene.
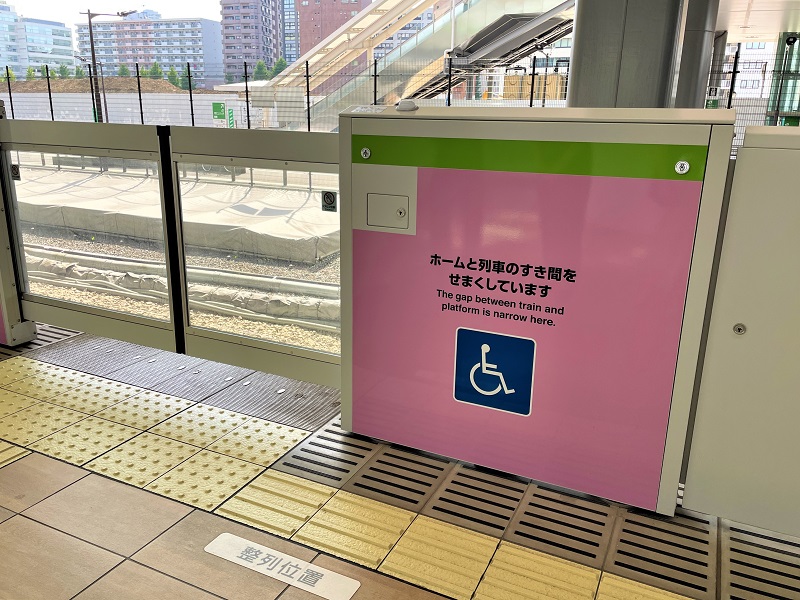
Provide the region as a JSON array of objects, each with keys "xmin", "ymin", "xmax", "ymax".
[{"xmin": 453, "ymin": 328, "xmax": 535, "ymax": 416}]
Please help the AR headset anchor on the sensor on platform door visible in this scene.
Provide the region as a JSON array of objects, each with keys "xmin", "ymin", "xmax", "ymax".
[{"xmin": 367, "ymin": 194, "xmax": 409, "ymax": 229}]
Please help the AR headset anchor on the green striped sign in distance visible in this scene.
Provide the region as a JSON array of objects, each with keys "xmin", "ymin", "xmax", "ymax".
[{"xmin": 352, "ymin": 135, "xmax": 708, "ymax": 181}]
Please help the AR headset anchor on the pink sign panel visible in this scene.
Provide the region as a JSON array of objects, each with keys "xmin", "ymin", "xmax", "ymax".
[{"xmin": 352, "ymin": 168, "xmax": 703, "ymax": 510}]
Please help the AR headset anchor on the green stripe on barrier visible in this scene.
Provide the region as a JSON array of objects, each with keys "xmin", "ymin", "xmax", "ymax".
[{"xmin": 352, "ymin": 135, "xmax": 708, "ymax": 181}]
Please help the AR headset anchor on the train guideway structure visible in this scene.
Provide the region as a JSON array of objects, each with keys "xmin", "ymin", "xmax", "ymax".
[{"xmin": 340, "ymin": 106, "xmax": 735, "ymax": 515}]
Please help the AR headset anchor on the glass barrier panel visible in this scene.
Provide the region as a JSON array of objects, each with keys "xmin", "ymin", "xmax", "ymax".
[
  {"xmin": 177, "ymin": 162, "xmax": 341, "ymax": 355},
  {"xmin": 11, "ymin": 150, "xmax": 170, "ymax": 321}
]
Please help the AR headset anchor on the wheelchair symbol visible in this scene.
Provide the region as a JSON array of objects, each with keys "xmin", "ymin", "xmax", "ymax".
[{"xmin": 470, "ymin": 344, "xmax": 515, "ymax": 396}]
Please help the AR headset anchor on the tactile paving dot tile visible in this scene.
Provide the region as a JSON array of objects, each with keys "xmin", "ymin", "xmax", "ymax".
[
  {"xmin": 93, "ymin": 391, "xmax": 195, "ymax": 430},
  {"xmin": 0, "ymin": 357, "xmax": 54, "ymax": 386},
  {"xmin": 145, "ymin": 450, "xmax": 264, "ymax": 510},
  {"xmin": 30, "ymin": 416, "xmax": 141, "ymax": 466},
  {"xmin": 216, "ymin": 470, "xmax": 336, "ymax": 537},
  {"xmin": 379, "ymin": 515, "xmax": 499, "ymax": 600},
  {"xmin": 0, "ymin": 389, "xmax": 40, "ymax": 418},
  {"xmin": 45, "ymin": 380, "xmax": 146, "ymax": 415},
  {"xmin": 0, "ymin": 440, "xmax": 30, "ymax": 468},
  {"xmin": 148, "ymin": 405, "xmax": 249, "ymax": 448},
  {"xmin": 1, "ymin": 368, "xmax": 96, "ymax": 401},
  {"xmin": 0, "ymin": 403, "xmax": 87, "ymax": 446},
  {"xmin": 84, "ymin": 432, "xmax": 200, "ymax": 487},
  {"xmin": 207, "ymin": 418, "xmax": 311, "ymax": 467},
  {"xmin": 596, "ymin": 573, "xmax": 692, "ymax": 600},
  {"xmin": 293, "ymin": 490, "xmax": 415, "ymax": 569},
  {"xmin": 473, "ymin": 541, "xmax": 601, "ymax": 600}
]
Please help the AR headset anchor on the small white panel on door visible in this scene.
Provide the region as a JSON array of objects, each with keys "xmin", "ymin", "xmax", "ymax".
[{"xmin": 367, "ymin": 194, "xmax": 409, "ymax": 229}]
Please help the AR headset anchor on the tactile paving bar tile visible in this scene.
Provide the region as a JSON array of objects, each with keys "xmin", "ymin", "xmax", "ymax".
[
  {"xmin": 25, "ymin": 335, "xmax": 162, "ymax": 376},
  {"xmin": 207, "ymin": 419, "xmax": 310, "ymax": 467},
  {"xmin": 293, "ymin": 490, "xmax": 415, "ymax": 568},
  {"xmin": 30, "ymin": 416, "xmax": 140, "ymax": 465},
  {"xmin": 44, "ymin": 380, "xmax": 146, "ymax": 415},
  {"xmin": 0, "ymin": 390, "xmax": 40, "ymax": 418},
  {"xmin": 474, "ymin": 541, "xmax": 601, "ymax": 600},
  {"xmin": 0, "ymin": 440, "xmax": 30, "ymax": 467},
  {"xmin": 342, "ymin": 446, "xmax": 455, "ymax": 512},
  {"xmin": 505, "ymin": 483, "xmax": 619, "ymax": 569},
  {"xmin": 597, "ymin": 573, "xmax": 693, "ymax": 600},
  {"xmin": 146, "ymin": 450, "xmax": 264, "ymax": 510},
  {"xmin": 201, "ymin": 372, "xmax": 342, "ymax": 431},
  {"xmin": 273, "ymin": 418, "xmax": 384, "ymax": 488},
  {"xmin": 93, "ymin": 391, "xmax": 195, "ymax": 430},
  {"xmin": 84, "ymin": 432, "xmax": 200, "ymax": 487},
  {"xmin": 216, "ymin": 470, "xmax": 336, "ymax": 537},
  {"xmin": 0, "ymin": 403, "xmax": 86, "ymax": 445},
  {"xmin": 105, "ymin": 352, "xmax": 208, "ymax": 389},
  {"xmin": 604, "ymin": 508, "xmax": 717, "ymax": 600},
  {"xmin": 721, "ymin": 519, "xmax": 800, "ymax": 600},
  {"xmin": 422, "ymin": 464, "xmax": 529, "ymax": 537},
  {"xmin": 148, "ymin": 405, "xmax": 249, "ymax": 447},
  {"xmin": 379, "ymin": 514, "xmax": 499, "ymax": 600},
  {"xmin": 147, "ymin": 361, "xmax": 254, "ymax": 401}
]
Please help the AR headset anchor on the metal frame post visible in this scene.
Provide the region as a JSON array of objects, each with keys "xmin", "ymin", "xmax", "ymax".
[
  {"xmin": 727, "ymin": 43, "xmax": 740, "ymax": 110},
  {"xmin": 4, "ymin": 67, "xmax": 13, "ymax": 118},
  {"xmin": 529, "ymin": 56, "xmax": 535, "ymax": 107},
  {"xmin": 373, "ymin": 58, "xmax": 378, "ymax": 105},
  {"xmin": 86, "ymin": 12, "xmax": 104, "ymax": 123},
  {"xmin": 87, "ymin": 65, "xmax": 97, "ymax": 122},
  {"xmin": 243, "ymin": 61, "xmax": 251, "ymax": 129},
  {"xmin": 135, "ymin": 63, "xmax": 144, "ymax": 124},
  {"xmin": 446, "ymin": 54, "xmax": 453, "ymax": 107},
  {"xmin": 45, "ymin": 65, "xmax": 54, "ymax": 121},
  {"xmin": 186, "ymin": 62, "xmax": 195, "ymax": 126},
  {"xmin": 305, "ymin": 60, "xmax": 311, "ymax": 132}
]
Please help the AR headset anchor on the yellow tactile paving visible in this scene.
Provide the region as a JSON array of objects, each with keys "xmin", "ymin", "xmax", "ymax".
[
  {"xmin": 0, "ymin": 357, "xmax": 54, "ymax": 386},
  {"xmin": 293, "ymin": 490, "xmax": 415, "ymax": 569},
  {"xmin": 93, "ymin": 391, "xmax": 195, "ymax": 429},
  {"xmin": 1, "ymin": 368, "xmax": 96, "ymax": 401},
  {"xmin": 145, "ymin": 450, "xmax": 264, "ymax": 510},
  {"xmin": 216, "ymin": 470, "xmax": 336, "ymax": 537},
  {"xmin": 474, "ymin": 541, "xmax": 601, "ymax": 600},
  {"xmin": 0, "ymin": 440, "xmax": 30, "ymax": 468},
  {"xmin": 0, "ymin": 403, "xmax": 87, "ymax": 446},
  {"xmin": 207, "ymin": 418, "xmax": 310, "ymax": 466},
  {"xmin": 596, "ymin": 574, "xmax": 692, "ymax": 600},
  {"xmin": 30, "ymin": 416, "xmax": 141, "ymax": 465},
  {"xmin": 84, "ymin": 432, "xmax": 200, "ymax": 487},
  {"xmin": 45, "ymin": 380, "xmax": 145, "ymax": 414},
  {"xmin": 379, "ymin": 515, "xmax": 499, "ymax": 600},
  {"xmin": 0, "ymin": 389, "xmax": 40, "ymax": 418},
  {"xmin": 148, "ymin": 404, "xmax": 249, "ymax": 447}
]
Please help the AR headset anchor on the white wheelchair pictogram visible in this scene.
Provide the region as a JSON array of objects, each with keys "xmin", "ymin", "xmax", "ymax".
[{"xmin": 469, "ymin": 344, "xmax": 515, "ymax": 396}]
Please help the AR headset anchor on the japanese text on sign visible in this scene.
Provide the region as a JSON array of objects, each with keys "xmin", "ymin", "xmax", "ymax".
[
  {"xmin": 205, "ymin": 533, "xmax": 360, "ymax": 600},
  {"xmin": 430, "ymin": 255, "xmax": 576, "ymax": 298}
]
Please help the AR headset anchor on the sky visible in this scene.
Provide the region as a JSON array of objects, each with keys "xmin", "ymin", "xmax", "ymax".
[{"xmin": 12, "ymin": 0, "xmax": 222, "ymax": 30}]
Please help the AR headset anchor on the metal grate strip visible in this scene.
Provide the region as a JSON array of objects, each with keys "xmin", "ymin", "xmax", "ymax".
[
  {"xmin": 25, "ymin": 335, "xmax": 161, "ymax": 376},
  {"xmin": 0, "ymin": 324, "xmax": 82, "ymax": 358},
  {"xmin": 105, "ymin": 352, "xmax": 207, "ymax": 389},
  {"xmin": 201, "ymin": 372, "xmax": 341, "ymax": 431},
  {"xmin": 421, "ymin": 463, "xmax": 528, "ymax": 537},
  {"xmin": 342, "ymin": 445, "xmax": 455, "ymax": 511},
  {"xmin": 505, "ymin": 483, "xmax": 619, "ymax": 569},
  {"xmin": 147, "ymin": 360, "xmax": 253, "ymax": 401},
  {"xmin": 722, "ymin": 520, "xmax": 800, "ymax": 600},
  {"xmin": 273, "ymin": 418, "xmax": 384, "ymax": 488},
  {"xmin": 604, "ymin": 507, "xmax": 717, "ymax": 600}
]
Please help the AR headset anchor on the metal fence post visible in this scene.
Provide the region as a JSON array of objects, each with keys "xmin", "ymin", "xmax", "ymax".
[
  {"xmin": 187, "ymin": 63, "xmax": 195, "ymax": 126},
  {"xmin": 529, "ymin": 57, "xmax": 535, "ymax": 107},
  {"xmin": 243, "ymin": 61, "xmax": 251, "ymax": 129},
  {"xmin": 135, "ymin": 63, "xmax": 144, "ymax": 124},
  {"xmin": 87, "ymin": 65, "xmax": 97, "ymax": 122},
  {"xmin": 305, "ymin": 61, "xmax": 311, "ymax": 132},
  {"xmin": 4, "ymin": 67, "xmax": 13, "ymax": 118},
  {"xmin": 45, "ymin": 65, "xmax": 54, "ymax": 121},
  {"xmin": 727, "ymin": 43, "xmax": 740, "ymax": 110},
  {"xmin": 446, "ymin": 54, "xmax": 453, "ymax": 107},
  {"xmin": 373, "ymin": 58, "xmax": 378, "ymax": 105}
]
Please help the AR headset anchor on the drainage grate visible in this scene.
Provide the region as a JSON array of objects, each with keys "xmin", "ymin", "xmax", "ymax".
[
  {"xmin": 505, "ymin": 483, "xmax": 619, "ymax": 569},
  {"xmin": 148, "ymin": 360, "xmax": 253, "ymax": 401},
  {"xmin": 201, "ymin": 372, "xmax": 342, "ymax": 431},
  {"xmin": 421, "ymin": 463, "xmax": 528, "ymax": 537},
  {"xmin": 0, "ymin": 324, "xmax": 82, "ymax": 358},
  {"xmin": 25, "ymin": 335, "xmax": 161, "ymax": 375},
  {"xmin": 721, "ymin": 520, "xmax": 800, "ymax": 600},
  {"xmin": 342, "ymin": 445, "xmax": 455, "ymax": 512},
  {"xmin": 604, "ymin": 507, "xmax": 717, "ymax": 600},
  {"xmin": 106, "ymin": 352, "xmax": 208, "ymax": 389},
  {"xmin": 273, "ymin": 418, "xmax": 384, "ymax": 488}
]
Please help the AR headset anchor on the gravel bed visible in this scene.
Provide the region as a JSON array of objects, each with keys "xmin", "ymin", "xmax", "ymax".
[
  {"xmin": 30, "ymin": 281, "xmax": 341, "ymax": 355},
  {"xmin": 23, "ymin": 229, "xmax": 341, "ymax": 285}
]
